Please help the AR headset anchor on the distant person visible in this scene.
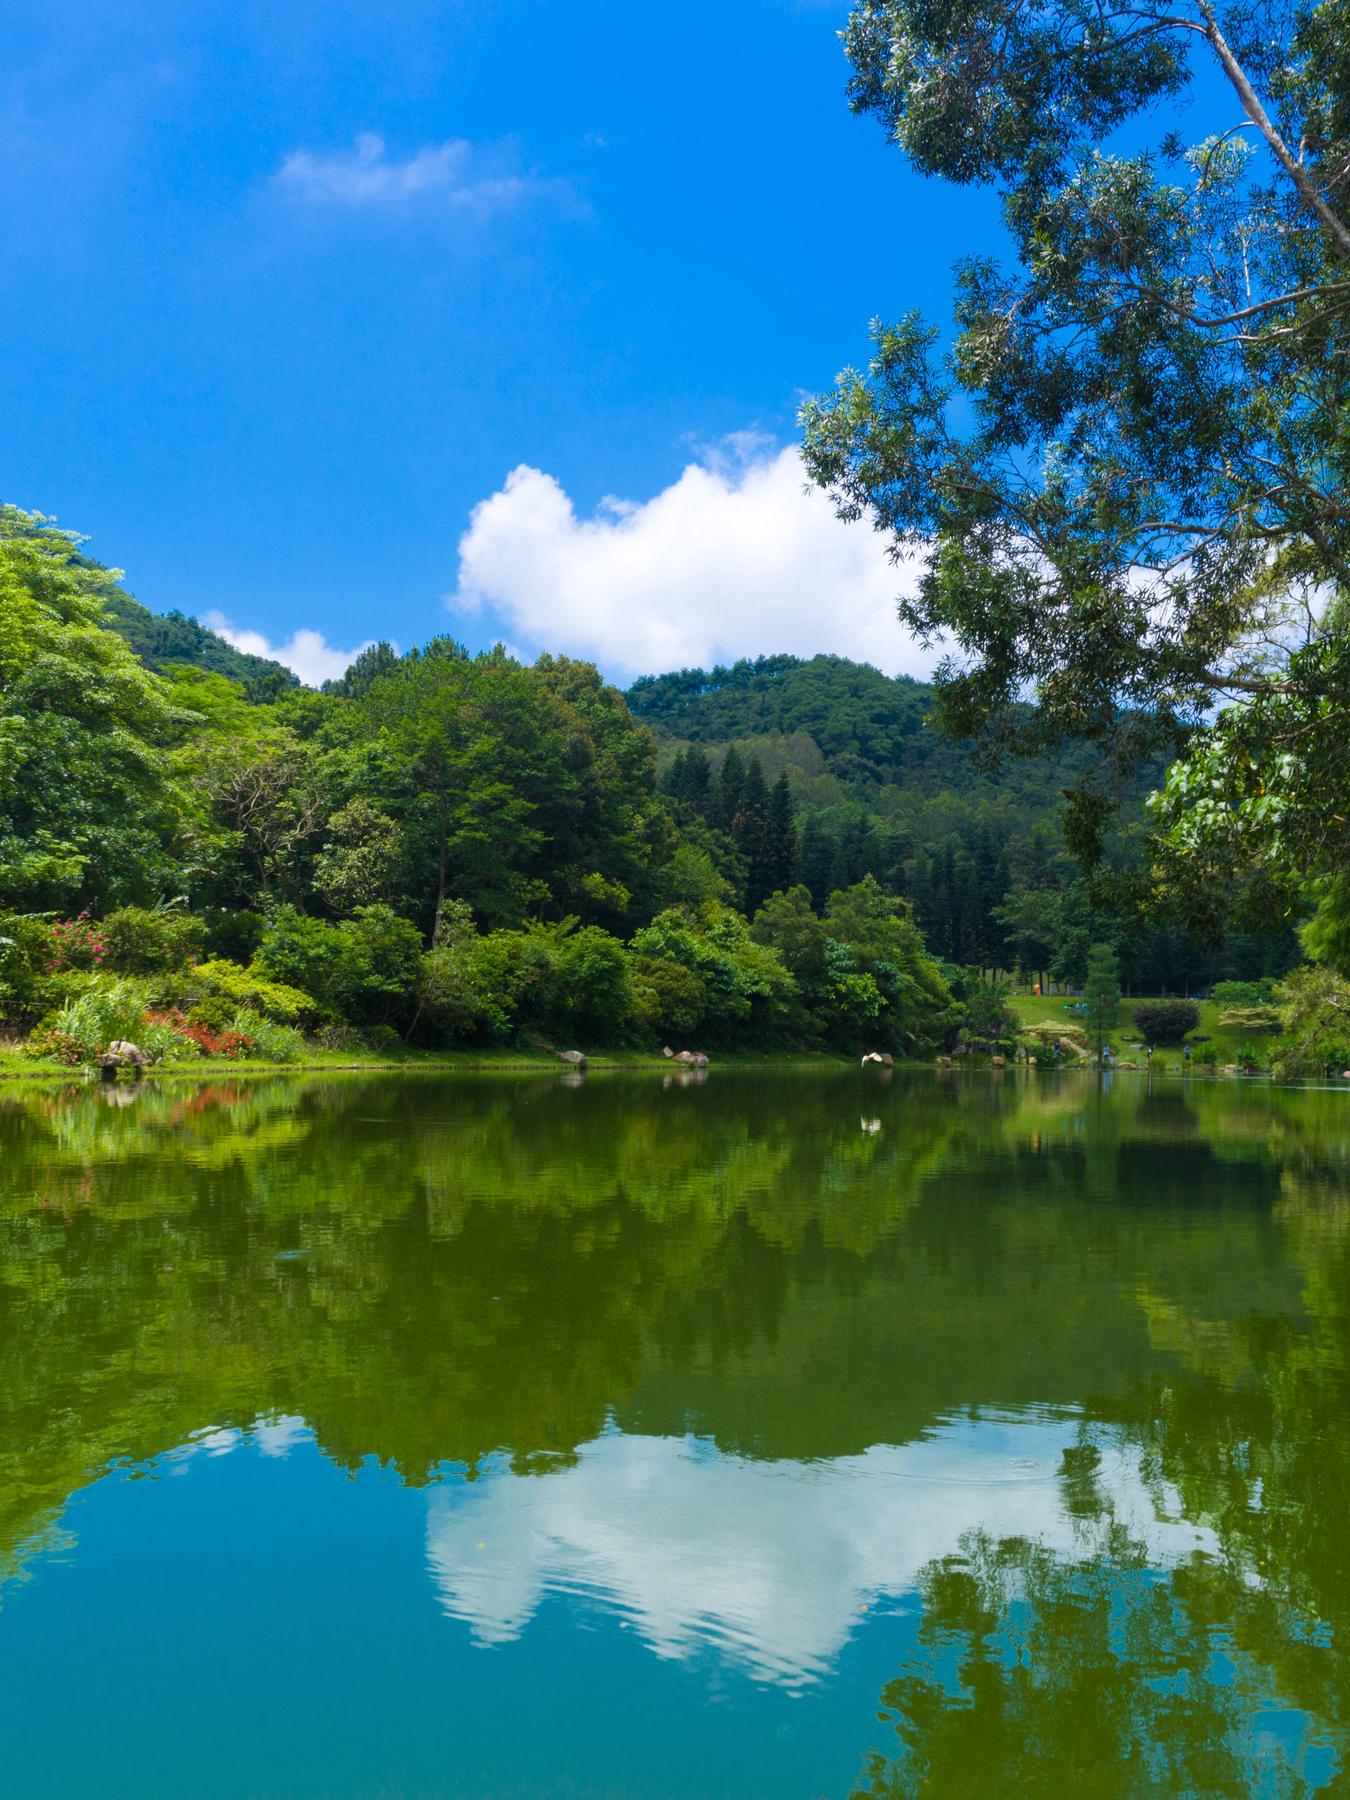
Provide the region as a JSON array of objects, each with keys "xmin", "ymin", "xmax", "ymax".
[{"xmin": 1183, "ymin": 1045, "xmax": 1192, "ymax": 1066}]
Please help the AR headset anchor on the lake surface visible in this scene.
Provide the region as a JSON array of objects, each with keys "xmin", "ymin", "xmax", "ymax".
[{"xmin": 0, "ymin": 1067, "xmax": 1347, "ymax": 1797}]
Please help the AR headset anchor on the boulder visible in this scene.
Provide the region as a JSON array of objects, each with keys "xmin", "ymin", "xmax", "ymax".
[
  {"xmin": 990, "ymin": 1054, "xmax": 1006, "ymax": 1068},
  {"xmin": 861, "ymin": 1052, "xmax": 894, "ymax": 1067},
  {"xmin": 556, "ymin": 1049, "xmax": 587, "ymax": 1070},
  {"xmin": 98, "ymin": 1040, "xmax": 149, "ymax": 1079},
  {"xmin": 672, "ymin": 1049, "xmax": 709, "ymax": 1068}
]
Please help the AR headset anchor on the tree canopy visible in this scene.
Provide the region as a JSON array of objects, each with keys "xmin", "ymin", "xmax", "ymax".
[{"xmin": 802, "ymin": 0, "xmax": 1350, "ymax": 955}]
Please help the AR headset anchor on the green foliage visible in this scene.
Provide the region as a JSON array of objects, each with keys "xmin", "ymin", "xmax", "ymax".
[
  {"xmin": 804, "ymin": 0, "xmax": 1350, "ymax": 922},
  {"xmin": 420, "ymin": 903, "xmax": 517, "ymax": 1043},
  {"xmin": 229, "ymin": 1010, "xmax": 305, "ymax": 1063},
  {"xmin": 1082, "ymin": 944, "xmax": 1121, "ymax": 1053},
  {"xmin": 957, "ymin": 972, "xmax": 1018, "ymax": 1052},
  {"xmin": 1217, "ymin": 1006, "xmax": 1282, "ymax": 1034},
  {"xmin": 313, "ymin": 799, "xmax": 402, "ymax": 913},
  {"xmin": 203, "ymin": 910, "xmax": 266, "ymax": 963},
  {"xmin": 1210, "ymin": 980, "xmax": 1278, "ymax": 1008},
  {"xmin": 101, "ymin": 905, "xmax": 206, "ymax": 974},
  {"xmin": 255, "ymin": 905, "xmax": 422, "ymax": 1026},
  {"xmin": 0, "ymin": 507, "xmax": 181, "ymax": 910},
  {"xmin": 630, "ymin": 955, "xmax": 708, "ymax": 1038},
  {"xmin": 100, "ymin": 590, "xmax": 298, "ymax": 700},
  {"xmin": 1272, "ymin": 967, "xmax": 1350, "ymax": 1081},
  {"xmin": 629, "ymin": 905, "xmax": 797, "ymax": 1047},
  {"xmin": 825, "ymin": 876, "xmax": 956, "ymax": 1049},
  {"xmin": 1134, "ymin": 1000, "xmax": 1201, "ymax": 1047},
  {"xmin": 0, "ymin": 912, "xmax": 57, "ymax": 1023},
  {"xmin": 191, "ymin": 957, "xmax": 314, "ymax": 1024},
  {"xmin": 39, "ymin": 975, "xmax": 155, "ymax": 1059}
]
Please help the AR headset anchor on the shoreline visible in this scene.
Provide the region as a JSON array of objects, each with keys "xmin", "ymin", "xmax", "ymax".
[{"xmin": 0, "ymin": 1049, "xmax": 1328, "ymax": 1089}]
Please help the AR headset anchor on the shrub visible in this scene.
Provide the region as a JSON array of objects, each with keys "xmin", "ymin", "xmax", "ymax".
[
  {"xmin": 0, "ymin": 912, "xmax": 57, "ymax": 1023},
  {"xmin": 313, "ymin": 1022, "xmax": 368, "ymax": 1053},
  {"xmin": 192, "ymin": 958, "xmax": 314, "ymax": 1024},
  {"xmin": 102, "ymin": 906, "xmax": 206, "ymax": 974},
  {"xmin": 139, "ymin": 1018, "xmax": 203, "ymax": 1064},
  {"xmin": 230, "ymin": 1011, "xmax": 304, "ymax": 1063},
  {"xmin": 22, "ymin": 1027, "xmax": 86, "ymax": 1066},
  {"xmin": 41, "ymin": 976, "xmax": 154, "ymax": 1059},
  {"xmin": 1132, "ymin": 999, "xmax": 1200, "ymax": 1046},
  {"xmin": 1210, "ymin": 979, "xmax": 1278, "ymax": 1006},
  {"xmin": 1217, "ymin": 1006, "xmax": 1282, "ymax": 1032},
  {"xmin": 47, "ymin": 915, "xmax": 109, "ymax": 973},
  {"xmin": 363, "ymin": 1024, "xmax": 406, "ymax": 1059},
  {"xmin": 256, "ymin": 905, "xmax": 422, "ymax": 1026},
  {"xmin": 178, "ymin": 1019, "xmax": 254, "ymax": 1059},
  {"xmin": 204, "ymin": 910, "xmax": 266, "ymax": 963},
  {"xmin": 631, "ymin": 955, "xmax": 708, "ymax": 1036}
]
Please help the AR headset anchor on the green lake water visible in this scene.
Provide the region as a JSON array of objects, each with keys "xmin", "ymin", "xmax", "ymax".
[{"xmin": 1, "ymin": 1067, "xmax": 1347, "ymax": 1797}]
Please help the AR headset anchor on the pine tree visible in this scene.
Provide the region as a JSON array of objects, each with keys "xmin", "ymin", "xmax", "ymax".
[
  {"xmin": 735, "ymin": 757, "xmax": 771, "ymax": 911},
  {"xmin": 762, "ymin": 770, "xmax": 799, "ymax": 900},
  {"xmin": 1083, "ymin": 942, "xmax": 1122, "ymax": 1058},
  {"xmin": 683, "ymin": 747, "xmax": 711, "ymax": 814},
  {"xmin": 715, "ymin": 746, "xmax": 745, "ymax": 833},
  {"xmin": 800, "ymin": 820, "xmax": 835, "ymax": 910}
]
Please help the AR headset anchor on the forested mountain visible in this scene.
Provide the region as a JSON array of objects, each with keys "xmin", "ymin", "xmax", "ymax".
[
  {"xmin": 102, "ymin": 591, "xmax": 298, "ymax": 701},
  {"xmin": 630, "ymin": 656, "xmax": 1298, "ymax": 989}
]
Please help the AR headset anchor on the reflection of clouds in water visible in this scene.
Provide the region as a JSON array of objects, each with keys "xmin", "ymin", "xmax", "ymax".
[{"xmin": 426, "ymin": 1417, "xmax": 1215, "ymax": 1687}]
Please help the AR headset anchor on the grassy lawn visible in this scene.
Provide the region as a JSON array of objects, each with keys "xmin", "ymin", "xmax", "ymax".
[{"xmin": 1006, "ymin": 992, "xmax": 1280, "ymax": 1067}]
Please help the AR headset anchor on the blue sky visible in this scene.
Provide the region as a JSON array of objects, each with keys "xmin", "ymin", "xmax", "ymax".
[{"xmin": 2, "ymin": 0, "xmax": 1005, "ymax": 684}]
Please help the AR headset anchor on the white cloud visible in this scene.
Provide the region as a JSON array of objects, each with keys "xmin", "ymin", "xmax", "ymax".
[
  {"xmin": 426, "ymin": 1419, "xmax": 1213, "ymax": 1688},
  {"xmin": 448, "ymin": 442, "xmax": 935, "ymax": 682},
  {"xmin": 203, "ymin": 610, "xmax": 373, "ymax": 688},
  {"xmin": 271, "ymin": 132, "xmax": 573, "ymax": 218}
]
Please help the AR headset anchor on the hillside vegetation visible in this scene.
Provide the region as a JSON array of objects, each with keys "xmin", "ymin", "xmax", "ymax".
[{"xmin": 3, "ymin": 506, "xmax": 1340, "ymax": 1079}]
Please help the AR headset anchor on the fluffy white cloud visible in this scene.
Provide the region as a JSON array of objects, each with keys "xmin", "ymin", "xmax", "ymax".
[
  {"xmin": 203, "ymin": 610, "xmax": 373, "ymax": 688},
  {"xmin": 426, "ymin": 1420, "xmax": 1214, "ymax": 1687},
  {"xmin": 272, "ymin": 132, "xmax": 573, "ymax": 218},
  {"xmin": 448, "ymin": 443, "xmax": 936, "ymax": 682}
]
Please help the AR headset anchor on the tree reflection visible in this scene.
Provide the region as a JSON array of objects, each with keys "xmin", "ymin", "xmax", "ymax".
[
  {"xmin": 853, "ymin": 1509, "xmax": 1333, "ymax": 1798},
  {"xmin": 0, "ymin": 1064, "xmax": 1346, "ymax": 1784}
]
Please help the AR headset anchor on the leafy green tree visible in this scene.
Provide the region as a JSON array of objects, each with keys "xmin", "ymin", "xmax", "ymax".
[
  {"xmin": 957, "ymin": 971, "xmax": 1018, "ymax": 1053},
  {"xmin": 256, "ymin": 904, "xmax": 423, "ymax": 1026},
  {"xmin": 1083, "ymin": 943, "xmax": 1122, "ymax": 1056},
  {"xmin": 1272, "ymin": 965, "xmax": 1350, "ymax": 1079},
  {"xmin": 826, "ymin": 875, "xmax": 956, "ymax": 1048},
  {"xmin": 0, "ymin": 507, "xmax": 181, "ymax": 909},
  {"xmin": 313, "ymin": 798, "xmax": 403, "ymax": 914},
  {"xmin": 802, "ymin": 0, "xmax": 1350, "ymax": 895}
]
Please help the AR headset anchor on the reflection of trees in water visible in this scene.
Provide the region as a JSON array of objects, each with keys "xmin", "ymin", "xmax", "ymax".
[
  {"xmin": 856, "ymin": 1133, "xmax": 1350, "ymax": 1799},
  {"xmin": 853, "ymin": 1508, "xmax": 1333, "ymax": 1798},
  {"xmin": 0, "ymin": 1067, "xmax": 1348, "ymax": 1774}
]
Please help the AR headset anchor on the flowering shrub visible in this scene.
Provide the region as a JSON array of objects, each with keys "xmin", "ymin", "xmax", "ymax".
[
  {"xmin": 22, "ymin": 1027, "xmax": 87, "ymax": 1066},
  {"xmin": 47, "ymin": 915, "xmax": 109, "ymax": 973},
  {"xmin": 176, "ymin": 1018, "xmax": 254, "ymax": 1059}
]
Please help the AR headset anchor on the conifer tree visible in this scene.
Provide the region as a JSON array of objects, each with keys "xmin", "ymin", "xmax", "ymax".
[
  {"xmin": 714, "ymin": 746, "xmax": 745, "ymax": 833},
  {"xmin": 762, "ymin": 771, "xmax": 799, "ymax": 898}
]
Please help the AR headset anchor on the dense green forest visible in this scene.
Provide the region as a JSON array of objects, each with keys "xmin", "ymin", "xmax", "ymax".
[
  {"xmin": 631, "ymin": 656, "xmax": 1298, "ymax": 989},
  {"xmin": 0, "ymin": 503, "xmax": 1343, "ymax": 1073}
]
